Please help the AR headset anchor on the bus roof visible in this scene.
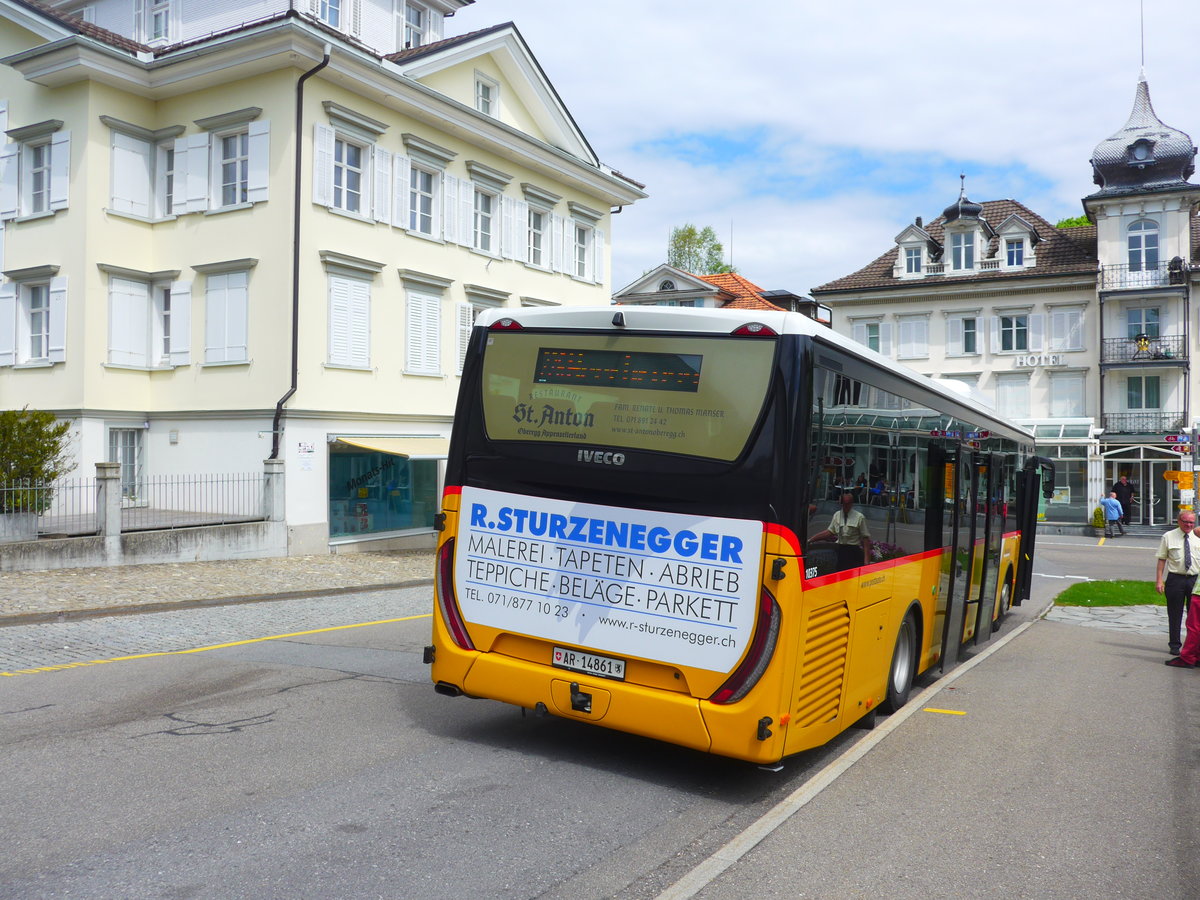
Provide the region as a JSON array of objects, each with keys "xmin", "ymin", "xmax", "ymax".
[{"xmin": 476, "ymin": 306, "xmax": 1033, "ymax": 441}]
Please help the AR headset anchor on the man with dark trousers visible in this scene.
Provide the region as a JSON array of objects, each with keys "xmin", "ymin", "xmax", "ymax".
[
  {"xmin": 1155, "ymin": 511, "xmax": 1200, "ymax": 655},
  {"xmin": 1111, "ymin": 474, "xmax": 1136, "ymax": 526}
]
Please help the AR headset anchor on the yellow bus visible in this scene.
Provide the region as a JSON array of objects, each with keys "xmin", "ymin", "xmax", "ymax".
[{"xmin": 427, "ymin": 306, "xmax": 1051, "ymax": 764}]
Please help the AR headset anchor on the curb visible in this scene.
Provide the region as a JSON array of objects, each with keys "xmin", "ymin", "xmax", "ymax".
[{"xmin": 0, "ymin": 578, "xmax": 435, "ymax": 629}]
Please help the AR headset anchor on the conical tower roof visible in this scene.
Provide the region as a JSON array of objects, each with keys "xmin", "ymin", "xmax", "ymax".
[{"xmin": 1090, "ymin": 72, "xmax": 1196, "ymax": 195}]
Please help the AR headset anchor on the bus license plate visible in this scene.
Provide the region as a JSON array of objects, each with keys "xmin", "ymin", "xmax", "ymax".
[{"xmin": 552, "ymin": 647, "xmax": 626, "ymax": 681}]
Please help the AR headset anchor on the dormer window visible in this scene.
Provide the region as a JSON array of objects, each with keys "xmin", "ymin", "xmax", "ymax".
[
  {"xmin": 475, "ymin": 73, "xmax": 499, "ymax": 117},
  {"xmin": 1005, "ymin": 238, "xmax": 1024, "ymax": 267},
  {"xmin": 404, "ymin": 2, "xmax": 426, "ymax": 47},
  {"xmin": 950, "ymin": 232, "xmax": 974, "ymax": 270},
  {"xmin": 905, "ymin": 247, "xmax": 921, "ymax": 274},
  {"xmin": 399, "ymin": 2, "xmax": 443, "ymax": 49},
  {"xmin": 659, "ymin": 280, "xmax": 676, "ymax": 291},
  {"xmin": 1128, "ymin": 138, "xmax": 1156, "ymax": 164}
]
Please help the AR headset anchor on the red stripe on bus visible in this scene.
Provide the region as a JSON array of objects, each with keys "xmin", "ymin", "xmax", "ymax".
[{"xmin": 764, "ymin": 522, "xmax": 802, "ymax": 556}]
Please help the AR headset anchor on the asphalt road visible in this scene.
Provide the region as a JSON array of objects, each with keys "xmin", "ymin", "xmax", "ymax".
[{"xmin": 1, "ymin": 534, "xmax": 1195, "ymax": 899}]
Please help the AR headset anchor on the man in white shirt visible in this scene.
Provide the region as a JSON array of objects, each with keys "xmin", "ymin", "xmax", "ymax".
[
  {"xmin": 1155, "ymin": 511, "xmax": 1200, "ymax": 655},
  {"xmin": 810, "ymin": 493, "xmax": 872, "ymax": 571}
]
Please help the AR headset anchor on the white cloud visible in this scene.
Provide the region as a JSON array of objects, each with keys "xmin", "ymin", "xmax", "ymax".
[{"xmin": 452, "ymin": 1, "xmax": 1197, "ymax": 293}]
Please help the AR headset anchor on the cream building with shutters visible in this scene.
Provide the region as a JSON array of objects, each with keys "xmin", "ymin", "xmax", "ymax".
[
  {"xmin": 813, "ymin": 74, "xmax": 1200, "ymax": 529},
  {"xmin": 0, "ymin": 0, "xmax": 645, "ymax": 554}
]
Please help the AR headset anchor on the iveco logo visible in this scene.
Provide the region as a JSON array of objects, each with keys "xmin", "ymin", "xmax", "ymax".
[{"xmin": 577, "ymin": 449, "xmax": 626, "ymax": 466}]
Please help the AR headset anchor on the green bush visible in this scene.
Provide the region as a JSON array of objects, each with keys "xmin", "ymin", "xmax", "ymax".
[
  {"xmin": 1091, "ymin": 506, "xmax": 1105, "ymax": 528},
  {"xmin": 0, "ymin": 407, "xmax": 73, "ymax": 514}
]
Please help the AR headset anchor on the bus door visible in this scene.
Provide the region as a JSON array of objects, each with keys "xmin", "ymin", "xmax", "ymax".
[
  {"xmin": 940, "ymin": 449, "xmax": 979, "ymax": 670},
  {"xmin": 971, "ymin": 453, "xmax": 1001, "ymax": 645}
]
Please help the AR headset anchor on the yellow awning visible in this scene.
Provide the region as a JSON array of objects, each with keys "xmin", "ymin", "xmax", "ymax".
[{"xmin": 337, "ymin": 437, "xmax": 450, "ymax": 458}]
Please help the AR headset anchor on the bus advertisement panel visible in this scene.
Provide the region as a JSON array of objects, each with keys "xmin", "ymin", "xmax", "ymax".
[{"xmin": 456, "ymin": 486, "xmax": 764, "ymax": 672}]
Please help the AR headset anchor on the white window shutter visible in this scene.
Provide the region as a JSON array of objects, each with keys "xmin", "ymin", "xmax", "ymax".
[
  {"xmin": 0, "ymin": 144, "xmax": 18, "ymax": 220},
  {"xmin": 0, "ymin": 282, "xmax": 15, "ymax": 366},
  {"xmin": 392, "ymin": 153, "xmax": 410, "ymax": 228},
  {"xmin": 594, "ymin": 227, "xmax": 605, "ymax": 283},
  {"xmin": 111, "ymin": 132, "xmax": 152, "ymax": 216},
  {"xmin": 947, "ymin": 317, "xmax": 963, "ymax": 356},
  {"xmin": 406, "ymin": 291, "xmax": 440, "ymax": 374},
  {"xmin": 501, "ymin": 195, "xmax": 519, "ymax": 260},
  {"xmin": 169, "ymin": 280, "xmax": 191, "ymax": 365},
  {"xmin": 204, "ymin": 275, "xmax": 228, "ymax": 363},
  {"xmin": 350, "ymin": 0, "xmax": 363, "ymax": 35},
  {"xmin": 49, "ymin": 130, "xmax": 70, "ymax": 211},
  {"xmin": 134, "ymin": 0, "xmax": 145, "ymax": 39},
  {"xmin": 184, "ymin": 132, "xmax": 209, "ymax": 214},
  {"xmin": 329, "ymin": 277, "xmax": 350, "ymax": 364},
  {"xmin": 48, "ymin": 276, "xmax": 66, "ymax": 362},
  {"xmin": 990, "ymin": 316, "xmax": 1001, "ymax": 353},
  {"xmin": 313, "ymin": 123, "xmax": 334, "ymax": 207},
  {"xmin": 373, "ymin": 147, "xmax": 391, "ymax": 223},
  {"xmin": 348, "ymin": 278, "xmax": 369, "ymax": 367},
  {"xmin": 246, "ymin": 120, "xmax": 270, "ymax": 203},
  {"xmin": 441, "ymin": 173, "xmax": 458, "ymax": 243},
  {"xmin": 1028, "ymin": 313, "xmax": 1044, "ymax": 351},
  {"xmin": 428, "ymin": 10, "xmax": 443, "ymax": 41},
  {"xmin": 878, "ymin": 323, "xmax": 893, "ymax": 356},
  {"xmin": 456, "ymin": 302, "xmax": 473, "ymax": 374},
  {"xmin": 1066, "ymin": 311, "xmax": 1083, "ymax": 350},
  {"xmin": 852, "ymin": 322, "xmax": 867, "ymax": 346},
  {"xmin": 227, "ymin": 272, "xmax": 248, "ymax": 362},
  {"xmin": 550, "ymin": 212, "xmax": 564, "ymax": 272},
  {"xmin": 109, "ymin": 277, "xmax": 149, "ymax": 367},
  {"xmin": 458, "ymin": 184, "xmax": 473, "ymax": 246}
]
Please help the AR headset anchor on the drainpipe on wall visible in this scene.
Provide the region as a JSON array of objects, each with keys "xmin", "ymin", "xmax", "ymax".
[{"xmin": 271, "ymin": 42, "xmax": 331, "ymax": 460}]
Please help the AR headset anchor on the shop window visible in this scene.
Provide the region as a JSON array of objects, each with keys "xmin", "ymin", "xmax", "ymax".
[{"xmin": 328, "ymin": 446, "xmax": 438, "ymax": 537}]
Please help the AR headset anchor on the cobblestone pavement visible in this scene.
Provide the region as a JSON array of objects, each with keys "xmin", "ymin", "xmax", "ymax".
[
  {"xmin": 1043, "ymin": 603, "xmax": 1167, "ymax": 635},
  {"xmin": 0, "ymin": 550, "xmax": 435, "ymax": 625}
]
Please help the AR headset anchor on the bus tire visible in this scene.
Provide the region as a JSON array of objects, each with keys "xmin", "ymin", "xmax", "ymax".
[
  {"xmin": 882, "ymin": 610, "xmax": 917, "ymax": 713},
  {"xmin": 992, "ymin": 573, "xmax": 1013, "ymax": 633}
]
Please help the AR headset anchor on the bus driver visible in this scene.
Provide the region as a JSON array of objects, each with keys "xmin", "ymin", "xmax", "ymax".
[{"xmin": 810, "ymin": 493, "xmax": 872, "ymax": 571}]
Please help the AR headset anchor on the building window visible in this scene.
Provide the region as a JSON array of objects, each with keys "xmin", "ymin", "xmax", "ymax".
[
  {"xmin": 1, "ymin": 273, "xmax": 66, "ymax": 366},
  {"xmin": 574, "ymin": 223, "xmax": 594, "ymax": 280},
  {"xmin": 107, "ymin": 277, "xmax": 186, "ymax": 368},
  {"xmin": 320, "ymin": 0, "xmax": 342, "ymax": 28},
  {"xmin": 995, "ymin": 373, "xmax": 1031, "ymax": 417},
  {"xmin": 1049, "ymin": 372, "xmax": 1085, "ymax": 417},
  {"xmin": 1126, "ymin": 307, "xmax": 1160, "ymax": 339},
  {"xmin": 215, "ymin": 129, "xmax": 250, "ymax": 208},
  {"xmin": 1048, "ymin": 308, "xmax": 1083, "ymax": 351},
  {"xmin": 332, "ymin": 136, "xmax": 366, "ymax": 214},
  {"xmin": 1005, "ymin": 239, "xmax": 1024, "ymax": 266},
  {"xmin": 475, "ymin": 74, "xmax": 499, "ymax": 117},
  {"xmin": 1127, "ymin": 375, "xmax": 1161, "ymax": 410},
  {"xmin": 108, "ymin": 129, "xmax": 181, "ymax": 219},
  {"xmin": 852, "ymin": 321, "xmax": 883, "ymax": 353},
  {"xmin": 0, "ymin": 122, "xmax": 69, "ymax": 221},
  {"xmin": 408, "ymin": 165, "xmax": 436, "ymax": 235},
  {"xmin": 204, "ymin": 271, "xmax": 248, "ymax": 363},
  {"xmin": 405, "ymin": 290, "xmax": 442, "ymax": 375},
  {"xmin": 328, "ymin": 274, "xmax": 370, "ymax": 368},
  {"xmin": 962, "ymin": 317, "xmax": 977, "ymax": 354},
  {"xmin": 473, "ymin": 188, "xmax": 496, "ymax": 253},
  {"xmin": 950, "ymin": 232, "xmax": 974, "ymax": 270},
  {"xmin": 26, "ymin": 141, "xmax": 50, "ymax": 214},
  {"xmin": 1128, "ymin": 219, "xmax": 1159, "ymax": 271},
  {"xmin": 402, "ymin": 2, "xmax": 427, "ymax": 47},
  {"xmin": 108, "ymin": 428, "xmax": 144, "ymax": 500},
  {"xmin": 26, "ymin": 283, "xmax": 48, "ymax": 361},
  {"xmin": 896, "ymin": 315, "xmax": 928, "ymax": 359},
  {"xmin": 904, "ymin": 247, "xmax": 921, "ymax": 274},
  {"xmin": 528, "ymin": 208, "xmax": 547, "ymax": 267},
  {"xmin": 147, "ymin": 0, "xmax": 172, "ymax": 42},
  {"xmin": 999, "ymin": 314, "xmax": 1029, "ymax": 352},
  {"xmin": 328, "ymin": 443, "xmax": 439, "ymax": 537}
]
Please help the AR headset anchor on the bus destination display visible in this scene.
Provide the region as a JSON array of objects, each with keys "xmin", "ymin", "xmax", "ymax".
[{"xmin": 533, "ymin": 347, "xmax": 702, "ymax": 393}]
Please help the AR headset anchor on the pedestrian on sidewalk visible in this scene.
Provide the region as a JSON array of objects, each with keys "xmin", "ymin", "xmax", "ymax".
[
  {"xmin": 1166, "ymin": 591, "xmax": 1200, "ymax": 668},
  {"xmin": 1100, "ymin": 492, "xmax": 1125, "ymax": 537},
  {"xmin": 1112, "ymin": 474, "xmax": 1136, "ymax": 526},
  {"xmin": 1155, "ymin": 511, "xmax": 1200, "ymax": 655}
]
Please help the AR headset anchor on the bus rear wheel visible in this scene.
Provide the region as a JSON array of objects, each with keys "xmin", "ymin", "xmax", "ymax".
[
  {"xmin": 882, "ymin": 611, "xmax": 917, "ymax": 713},
  {"xmin": 992, "ymin": 576, "xmax": 1013, "ymax": 633}
]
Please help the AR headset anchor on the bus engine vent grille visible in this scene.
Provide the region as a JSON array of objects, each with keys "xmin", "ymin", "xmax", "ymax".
[{"xmin": 794, "ymin": 602, "xmax": 851, "ymax": 728}]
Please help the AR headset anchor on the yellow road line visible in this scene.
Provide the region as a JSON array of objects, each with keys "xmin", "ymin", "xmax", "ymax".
[
  {"xmin": 1, "ymin": 613, "xmax": 432, "ymax": 678},
  {"xmin": 923, "ymin": 707, "xmax": 967, "ymax": 716}
]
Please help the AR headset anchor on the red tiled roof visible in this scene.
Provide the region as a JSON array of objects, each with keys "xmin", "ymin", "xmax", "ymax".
[
  {"xmin": 386, "ymin": 23, "xmax": 510, "ymax": 62},
  {"xmin": 812, "ymin": 199, "xmax": 1100, "ymax": 295},
  {"xmin": 697, "ymin": 273, "xmax": 786, "ymax": 311},
  {"xmin": 13, "ymin": 0, "xmax": 149, "ymax": 53}
]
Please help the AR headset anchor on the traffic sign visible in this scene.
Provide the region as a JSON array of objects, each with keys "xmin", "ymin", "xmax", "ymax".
[
  {"xmin": 1166, "ymin": 434, "xmax": 1191, "ymax": 443},
  {"xmin": 1165, "ymin": 470, "xmax": 1195, "ymax": 488}
]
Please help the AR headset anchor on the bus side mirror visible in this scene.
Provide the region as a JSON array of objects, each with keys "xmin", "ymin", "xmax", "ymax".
[{"xmin": 1042, "ymin": 477, "xmax": 1055, "ymax": 499}]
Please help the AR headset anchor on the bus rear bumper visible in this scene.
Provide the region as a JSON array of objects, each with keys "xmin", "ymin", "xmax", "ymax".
[{"xmin": 460, "ymin": 651, "xmax": 714, "ymax": 753}]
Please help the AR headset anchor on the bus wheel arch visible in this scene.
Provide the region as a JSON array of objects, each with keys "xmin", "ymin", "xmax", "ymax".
[
  {"xmin": 993, "ymin": 568, "xmax": 1014, "ymax": 632},
  {"xmin": 882, "ymin": 604, "xmax": 920, "ymax": 714}
]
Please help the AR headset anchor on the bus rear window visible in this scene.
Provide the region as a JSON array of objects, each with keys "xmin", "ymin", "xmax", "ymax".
[{"xmin": 479, "ymin": 331, "xmax": 775, "ymax": 461}]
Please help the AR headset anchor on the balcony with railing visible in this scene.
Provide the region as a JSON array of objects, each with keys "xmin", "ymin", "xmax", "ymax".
[
  {"xmin": 1102, "ymin": 410, "xmax": 1185, "ymax": 434},
  {"xmin": 1099, "ymin": 261, "xmax": 1189, "ymax": 291},
  {"xmin": 1100, "ymin": 333, "xmax": 1188, "ymax": 365}
]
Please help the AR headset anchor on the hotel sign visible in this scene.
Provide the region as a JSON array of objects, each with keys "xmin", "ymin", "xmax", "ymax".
[{"xmin": 1013, "ymin": 353, "xmax": 1067, "ymax": 368}]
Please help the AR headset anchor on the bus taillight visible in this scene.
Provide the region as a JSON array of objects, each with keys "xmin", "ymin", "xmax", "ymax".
[
  {"xmin": 731, "ymin": 322, "xmax": 777, "ymax": 337},
  {"xmin": 709, "ymin": 589, "xmax": 780, "ymax": 704},
  {"xmin": 489, "ymin": 317, "xmax": 523, "ymax": 331},
  {"xmin": 435, "ymin": 538, "xmax": 475, "ymax": 650}
]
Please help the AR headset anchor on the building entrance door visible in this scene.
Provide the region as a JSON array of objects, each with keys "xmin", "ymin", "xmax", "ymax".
[{"xmin": 1109, "ymin": 458, "xmax": 1175, "ymax": 527}]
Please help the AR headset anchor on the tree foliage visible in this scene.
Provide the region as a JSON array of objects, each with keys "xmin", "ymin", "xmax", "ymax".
[
  {"xmin": 667, "ymin": 223, "xmax": 734, "ymax": 274},
  {"xmin": 1055, "ymin": 215, "xmax": 1091, "ymax": 229},
  {"xmin": 0, "ymin": 407, "xmax": 73, "ymax": 484}
]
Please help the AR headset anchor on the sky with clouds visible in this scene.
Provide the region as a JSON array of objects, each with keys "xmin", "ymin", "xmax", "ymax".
[{"xmin": 447, "ymin": 1, "xmax": 1196, "ymax": 297}]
